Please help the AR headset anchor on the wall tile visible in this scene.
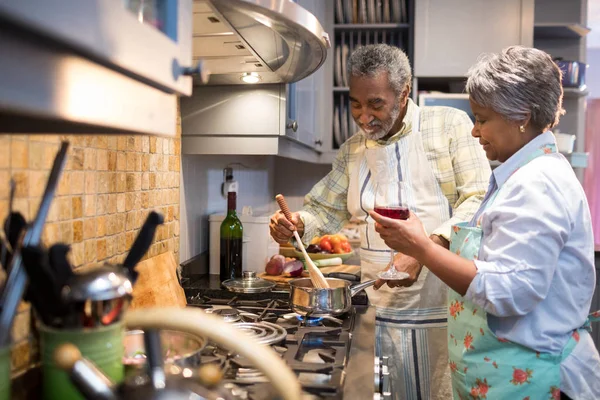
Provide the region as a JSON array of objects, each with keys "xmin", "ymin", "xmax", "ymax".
[
  {"xmin": 0, "ymin": 136, "xmax": 9, "ymax": 169},
  {"xmin": 84, "ymin": 195, "xmax": 96, "ymax": 217},
  {"xmin": 11, "ymin": 140, "xmax": 29, "ymax": 169},
  {"xmin": 96, "ymin": 215, "xmax": 106, "ymax": 237},
  {"xmin": 71, "ymin": 148, "xmax": 84, "ymax": 170},
  {"xmin": 70, "ymin": 171, "xmax": 85, "ymax": 195},
  {"xmin": 83, "ymin": 148, "xmax": 96, "ymax": 170},
  {"xmin": 83, "ymin": 218, "xmax": 95, "ymax": 240},
  {"xmin": 97, "ymin": 149, "xmax": 108, "ymax": 171},
  {"xmin": 72, "ymin": 196, "xmax": 83, "ymax": 219},
  {"xmin": 73, "ymin": 220, "xmax": 83, "ymax": 243}
]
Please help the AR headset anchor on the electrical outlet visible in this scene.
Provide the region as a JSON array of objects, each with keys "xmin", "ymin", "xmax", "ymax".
[{"xmin": 221, "ymin": 167, "xmax": 238, "ymax": 197}]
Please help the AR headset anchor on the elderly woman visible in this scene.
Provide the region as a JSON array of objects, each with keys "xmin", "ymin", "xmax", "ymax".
[{"xmin": 370, "ymin": 46, "xmax": 600, "ymax": 399}]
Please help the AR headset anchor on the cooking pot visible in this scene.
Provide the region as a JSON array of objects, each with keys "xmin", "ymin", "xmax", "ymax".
[
  {"xmin": 123, "ymin": 329, "xmax": 207, "ymax": 371},
  {"xmin": 554, "ymin": 58, "xmax": 587, "ymax": 88},
  {"xmin": 289, "ymin": 277, "xmax": 376, "ymax": 316}
]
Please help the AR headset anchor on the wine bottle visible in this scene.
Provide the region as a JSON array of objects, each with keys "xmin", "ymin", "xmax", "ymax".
[{"xmin": 220, "ymin": 191, "xmax": 243, "ymax": 282}]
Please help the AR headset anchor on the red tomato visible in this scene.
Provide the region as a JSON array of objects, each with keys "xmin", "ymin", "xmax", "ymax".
[
  {"xmin": 319, "ymin": 237, "xmax": 333, "ymax": 252},
  {"xmin": 341, "ymin": 242, "xmax": 352, "ymax": 253}
]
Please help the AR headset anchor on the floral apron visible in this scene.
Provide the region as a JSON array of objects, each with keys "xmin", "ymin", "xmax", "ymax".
[{"xmin": 448, "ymin": 143, "xmax": 600, "ymax": 399}]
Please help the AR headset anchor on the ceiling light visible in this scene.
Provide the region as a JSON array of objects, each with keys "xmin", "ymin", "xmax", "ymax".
[{"xmin": 241, "ymin": 72, "xmax": 261, "ymax": 84}]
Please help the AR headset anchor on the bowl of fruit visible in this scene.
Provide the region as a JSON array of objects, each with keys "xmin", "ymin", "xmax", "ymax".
[{"xmin": 294, "ymin": 234, "xmax": 354, "ymax": 262}]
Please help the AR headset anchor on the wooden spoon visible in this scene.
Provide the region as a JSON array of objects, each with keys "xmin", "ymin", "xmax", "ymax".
[{"xmin": 275, "ymin": 194, "xmax": 329, "ymax": 289}]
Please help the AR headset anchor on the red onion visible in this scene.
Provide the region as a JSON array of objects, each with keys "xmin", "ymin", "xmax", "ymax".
[
  {"xmin": 265, "ymin": 255, "xmax": 286, "ymax": 275},
  {"xmin": 282, "ymin": 260, "xmax": 304, "ymax": 277}
]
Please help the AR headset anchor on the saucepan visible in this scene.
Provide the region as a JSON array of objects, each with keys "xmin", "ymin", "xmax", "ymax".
[{"xmin": 289, "ymin": 277, "xmax": 376, "ymax": 316}]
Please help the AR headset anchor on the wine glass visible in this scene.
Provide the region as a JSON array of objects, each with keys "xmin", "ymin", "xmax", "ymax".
[{"xmin": 373, "ymin": 181, "xmax": 410, "ymax": 280}]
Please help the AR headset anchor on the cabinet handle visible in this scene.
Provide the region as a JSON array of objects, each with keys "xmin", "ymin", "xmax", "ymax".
[
  {"xmin": 180, "ymin": 60, "xmax": 210, "ymax": 84},
  {"xmin": 286, "ymin": 120, "xmax": 298, "ymax": 132},
  {"xmin": 314, "ymin": 140, "xmax": 323, "ymax": 146}
]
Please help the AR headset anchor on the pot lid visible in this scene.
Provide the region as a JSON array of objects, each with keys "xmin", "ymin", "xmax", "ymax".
[{"xmin": 222, "ymin": 271, "xmax": 275, "ymax": 293}]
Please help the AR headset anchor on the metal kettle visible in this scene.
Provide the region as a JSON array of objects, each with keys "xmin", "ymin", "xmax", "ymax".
[{"xmin": 53, "ymin": 329, "xmax": 235, "ymax": 400}]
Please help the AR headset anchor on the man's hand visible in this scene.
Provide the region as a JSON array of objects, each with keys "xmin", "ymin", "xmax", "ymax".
[
  {"xmin": 373, "ymin": 234, "xmax": 449, "ymax": 290},
  {"xmin": 269, "ymin": 210, "xmax": 304, "ymax": 244},
  {"xmin": 374, "ymin": 253, "xmax": 422, "ymax": 290}
]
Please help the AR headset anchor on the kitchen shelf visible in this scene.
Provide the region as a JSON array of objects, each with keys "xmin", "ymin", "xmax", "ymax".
[
  {"xmin": 334, "ymin": 23, "xmax": 410, "ymax": 30},
  {"xmin": 563, "ymin": 87, "xmax": 589, "ymax": 97},
  {"xmin": 534, "ymin": 23, "xmax": 591, "ymax": 39}
]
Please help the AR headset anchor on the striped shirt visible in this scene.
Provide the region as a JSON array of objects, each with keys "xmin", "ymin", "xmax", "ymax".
[{"xmin": 298, "ymin": 99, "xmax": 491, "ymax": 242}]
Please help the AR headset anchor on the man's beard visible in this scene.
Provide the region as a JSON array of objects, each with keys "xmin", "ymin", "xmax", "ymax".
[{"xmin": 362, "ymin": 101, "xmax": 402, "ymax": 140}]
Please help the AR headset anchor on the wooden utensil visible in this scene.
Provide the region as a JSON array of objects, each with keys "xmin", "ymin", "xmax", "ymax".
[
  {"xmin": 130, "ymin": 251, "xmax": 187, "ymax": 309},
  {"xmin": 275, "ymin": 194, "xmax": 329, "ymax": 289}
]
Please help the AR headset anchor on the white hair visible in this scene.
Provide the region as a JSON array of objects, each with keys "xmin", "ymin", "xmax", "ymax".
[
  {"xmin": 466, "ymin": 46, "xmax": 564, "ymax": 132},
  {"xmin": 346, "ymin": 44, "xmax": 412, "ymax": 95}
]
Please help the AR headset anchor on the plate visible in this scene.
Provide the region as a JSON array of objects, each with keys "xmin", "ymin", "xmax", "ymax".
[
  {"xmin": 294, "ymin": 250, "xmax": 354, "ymax": 262},
  {"xmin": 335, "ymin": 0, "xmax": 344, "ymax": 23},
  {"xmin": 341, "ymin": 43, "xmax": 349, "ymax": 87},
  {"xmin": 341, "ymin": 96, "xmax": 349, "ymax": 142},
  {"xmin": 333, "ymin": 103, "xmax": 342, "ymax": 147},
  {"xmin": 335, "ymin": 45, "xmax": 343, "ymax": 87}
]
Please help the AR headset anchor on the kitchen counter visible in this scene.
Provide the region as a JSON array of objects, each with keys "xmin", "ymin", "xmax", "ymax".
[{"xmin": 344, "ymin": 305, "xmax": 377, "ymax": 399}]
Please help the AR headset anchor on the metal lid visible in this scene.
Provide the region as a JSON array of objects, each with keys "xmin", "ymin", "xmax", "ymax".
[
  {"xmin": 62, "ymin": 265, "xmax": 133, "ymax": 302},
  {"xmin": 222, "ymin": 271, "xmax": 276, "ymax": 293}
]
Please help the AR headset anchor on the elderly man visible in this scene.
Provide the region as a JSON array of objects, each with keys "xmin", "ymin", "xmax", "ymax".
[{"xmin": 270, "ymin": 44, "xmax": 491, "ymax": 399}]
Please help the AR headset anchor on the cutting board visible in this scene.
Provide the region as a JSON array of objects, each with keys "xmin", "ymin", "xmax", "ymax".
[
  {"xmin": 258, "ymin": 264, "xmax": 360, "ymax": 286},
  {"xmin": 130, "ymin": 251, "xmax": 187, "ymax": 309}
]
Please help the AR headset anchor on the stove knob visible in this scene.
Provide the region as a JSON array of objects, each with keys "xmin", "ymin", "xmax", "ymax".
[
  {"xmin": 373, "ymin": 357, "xmax": 381, "ymax": 392},
  {"xmin": 381, "ymin": 363, "xmax": 391, "ymax": 399},
  {"xmin": 381, "ymin": 356, "xmax": 389, "ymax": 367}
]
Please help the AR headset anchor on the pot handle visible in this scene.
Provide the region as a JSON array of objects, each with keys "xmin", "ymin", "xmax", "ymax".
[{"xmin": 349, "ymin": 279, "xmax": 376, "ymax": 297}]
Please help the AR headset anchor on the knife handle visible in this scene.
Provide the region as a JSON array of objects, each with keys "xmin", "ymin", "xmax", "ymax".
[{"xmin": 123, "ymin": 211, "xmax": 164, "ymax": 282}]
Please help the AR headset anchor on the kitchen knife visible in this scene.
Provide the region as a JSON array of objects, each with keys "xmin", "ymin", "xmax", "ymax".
[
  {"xmin": 2, "ymin": 212, "xmax": 27, "ymax": 269},
  {"xmin": 21, "ymin": 245, "xmax": 66, "ymax": 327},
  {"xmin": 122, "ymin": 211, "xmax": 164, "ymax": 284},
  {"xmin": 49, "ymin": 243, "xmax": 75, "ymax": 287}
]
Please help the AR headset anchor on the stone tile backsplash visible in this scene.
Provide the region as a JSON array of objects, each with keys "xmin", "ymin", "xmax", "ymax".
[{"xmin": 0, "ymin": 123, "xmax": 181, "ymax": 374}]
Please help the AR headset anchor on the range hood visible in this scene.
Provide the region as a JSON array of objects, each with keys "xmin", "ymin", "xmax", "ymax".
[{"xmin": 193, "ymin": 0, "xmax": 330, "ymax": 85}]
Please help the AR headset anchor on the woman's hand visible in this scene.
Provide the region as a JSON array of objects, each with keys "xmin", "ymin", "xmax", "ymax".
[{"xmin": 369, "ymin": 210, "xmax": 431, "ymax": 259}]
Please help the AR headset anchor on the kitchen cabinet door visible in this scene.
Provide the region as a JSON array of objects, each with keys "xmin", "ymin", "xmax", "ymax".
[
  {"xmin": 414, "ymin": 0, "xmax": 534, "ymax": 77},
  {"xmin": 0, "ymin": 0, "xmax": 193, "ymax": 95},
  {"xmin": 286, "ymin": 0, "xmax": 330, "ymax": 151}
]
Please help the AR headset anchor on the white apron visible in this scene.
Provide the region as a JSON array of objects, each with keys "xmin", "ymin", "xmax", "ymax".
[{"xmin": 347, "ymin": 106, "xmax": 453, "ymax": 399}]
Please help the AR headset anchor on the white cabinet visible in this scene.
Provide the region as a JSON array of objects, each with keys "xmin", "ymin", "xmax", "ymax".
[
  {"xmin": 180, "ymin": 84, "xmax": 326, "ymax": 163},
  {"xmin": 414, "ymin": 0, "xmax": 534, "ymax": 77}
]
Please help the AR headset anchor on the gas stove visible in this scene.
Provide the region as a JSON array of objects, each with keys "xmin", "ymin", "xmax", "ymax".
[{"xmin": 185, "ymin": 294, "xmax": 380, "ymax": 399}]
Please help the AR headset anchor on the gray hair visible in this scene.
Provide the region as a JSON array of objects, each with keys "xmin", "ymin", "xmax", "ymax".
[
  {"xmin": 466, "ymin": 46, "xmax": 564, "ymax": 132},
  {"xmin": 346, "ymin": 44, "xmax": 412, "ymax": 95}
]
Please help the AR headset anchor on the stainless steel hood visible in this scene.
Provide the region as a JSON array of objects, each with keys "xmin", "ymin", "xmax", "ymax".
[{"xmin": 193, "ymin": 0, "xmax": 330, "ymax": 85}]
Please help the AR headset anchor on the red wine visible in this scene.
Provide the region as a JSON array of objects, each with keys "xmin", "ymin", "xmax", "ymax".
[
  {"xmin": 374, "ymin": 206, "xmax": 409, "ymax": 220},
  {"xmin": 220, "ymin": 237, "xmax": 243, "ymax": 281}
]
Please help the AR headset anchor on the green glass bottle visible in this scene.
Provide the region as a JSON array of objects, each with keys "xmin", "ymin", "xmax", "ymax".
[{"xmin": 220, "ymin": 191, "xmax": 243, "ymax": 282}]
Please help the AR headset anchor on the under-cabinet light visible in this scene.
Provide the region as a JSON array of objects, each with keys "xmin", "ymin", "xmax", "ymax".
[{"xmin": 241, "ymin": 72, "xmax": 261, "ymax": 84}]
